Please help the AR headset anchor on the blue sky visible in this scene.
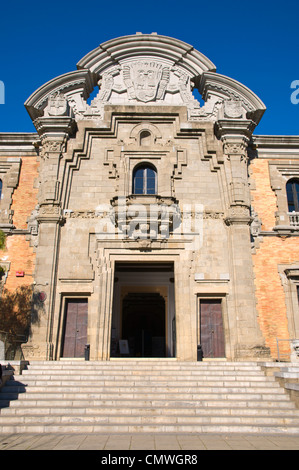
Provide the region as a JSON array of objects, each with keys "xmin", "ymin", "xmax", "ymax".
[{"xmin": 0, "ymin": 0, "xmax": 298, "ymax": 135}]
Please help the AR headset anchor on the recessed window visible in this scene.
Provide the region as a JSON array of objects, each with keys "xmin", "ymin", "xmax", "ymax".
[
  {"xmin": 133, "ymin": 164, "xmax": 157, "ymax": 195},
  {"xmin": 140, "ymin": 130, "xmax": 151, "ymax": 146},
  {"xmin": 286, "ymin": 178, "xmax": 299, "ymax": 212}
]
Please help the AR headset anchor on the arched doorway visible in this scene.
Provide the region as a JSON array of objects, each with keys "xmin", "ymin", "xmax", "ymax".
[{"xmin": 122, "ymin": 292, "xmax": 165, "ymax": 357}]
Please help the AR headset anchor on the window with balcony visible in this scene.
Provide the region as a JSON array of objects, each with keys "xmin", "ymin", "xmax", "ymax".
[
  {"xmin": 287, "ymin": 178, "xmax": 299, "ymax": 227},
  {"xmin": 287, "ymin": 178, "xmax": 299, "ymax": 212}
]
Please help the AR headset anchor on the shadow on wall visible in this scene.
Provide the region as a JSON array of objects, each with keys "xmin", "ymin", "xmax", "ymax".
[{"xmin": 0, "ymin": 285, "xmax": 44, "ymax": 360}]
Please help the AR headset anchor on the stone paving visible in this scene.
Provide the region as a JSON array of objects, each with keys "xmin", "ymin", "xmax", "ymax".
[{"xmin": 0, "ymin": 433, "xmax": 299, "ymax": 450}]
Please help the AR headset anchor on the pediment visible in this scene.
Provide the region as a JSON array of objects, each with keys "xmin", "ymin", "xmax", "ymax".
[{"xmin": 24, "ymin": 33, "xmax": 266, "ymax": 128}]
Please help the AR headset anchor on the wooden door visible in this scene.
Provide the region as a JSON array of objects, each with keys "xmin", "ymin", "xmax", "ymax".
[
  {"xmin": 200, "ymin": 299, "xmax": 225, "ymax": 358},
  {"xmin": 62, "ymin": 299, "xmax": 88, "ymax": 358}
]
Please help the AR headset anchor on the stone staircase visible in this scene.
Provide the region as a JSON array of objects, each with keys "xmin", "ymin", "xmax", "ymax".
[{"xmin": 1, "ymin": 359, "xmax": 299, "ymax": 434}]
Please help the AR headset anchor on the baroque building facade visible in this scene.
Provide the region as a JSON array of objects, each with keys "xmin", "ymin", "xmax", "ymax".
[{"xmin": 0, "ymin": 33, "xmax": 299, "ymax": 362}]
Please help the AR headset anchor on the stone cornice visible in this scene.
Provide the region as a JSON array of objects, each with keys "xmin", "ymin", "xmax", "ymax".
[
  {"xmin": 77, "ymin": 33, "xmax": 216, "ymax": 77},
  {"xmin": 215, "ymin": 119, "xmax": 257, "ymax": 141},
  {"xmin": 250, "ymin": 135, "xmax": 299, "ymax": 158},
  {"xmin": 252, "ymin": 135, "xmax": 299, "ymax": 147},
  {"xmin": 0, "ymin": 133, "xmax": 39, "ymax": 155},
  {"xmin": 33, "ymin": 117, "xmax": 77, "ymax": 137},
  {"xmin": 25, "ymin": 70, "xmax": 96, "ymax": 121}
]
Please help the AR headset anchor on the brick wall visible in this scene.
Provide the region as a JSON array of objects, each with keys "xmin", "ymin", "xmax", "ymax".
[
  {"xmin": 0, "ymin": 155, "xmax": 39, "ymax": 291},
  {"xmin": 250, "ymin": 158, "xmax": 277, "ymax": 231},
  {"xmin": 252, "ymin": 237, "xmax": 299, "ymax": 357},
  {"xmin": 251, "ymin": 158, "xmax": 299, "ymax": 357}
]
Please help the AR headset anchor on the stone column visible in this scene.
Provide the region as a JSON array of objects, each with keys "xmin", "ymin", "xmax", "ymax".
[
  {"xmin": 24, "ymin": 117, "xmax": 76, "ymax": 360},
  {"xmin": 216, "ymin": 120, "xmax": 270, "ymax": 360}
]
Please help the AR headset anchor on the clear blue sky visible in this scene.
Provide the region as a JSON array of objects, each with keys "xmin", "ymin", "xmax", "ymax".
[{"xmin": 0, "ymin": 0, "xmax": 298, "ymax": 135}]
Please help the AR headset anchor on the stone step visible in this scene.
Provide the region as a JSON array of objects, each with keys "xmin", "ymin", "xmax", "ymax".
[
  {"xmin": 24, "ymin": 362, "xmax": 263, "ymax": 370},
  {"xmin": 24, "ymin": 363, "xmax": 262, "ymax": 369},
  {"xmin": 5, "ymin": 397, "xmax": 297, "ymax": 410},
  {"xmin": 6, "ymin": 378, "xmax": 282, "ymax": 387},
  {"xmin": 2, "ymin": 404, "xmax": 298, "ymax": 417},
  {"xmin": 1, "ymin": 360, "xmax": 299, "ymax": 434},
  {"xmin": 21, "ymin": 370, "xmax": 267, "ymax": 379},
  {"xmin": 0, "ymin": 391, "xmax": 291, "ymax": 402},
  {"xmin": 1, "ymin": 423, "xmax": 299, "ymax": 435},
  {"xmin": 1, "ymin": 413, "xmax": 299, "ymax": 426},
  {"xmin": 2, "ymin": 383, "xmax": 285, "ymax": 394}
]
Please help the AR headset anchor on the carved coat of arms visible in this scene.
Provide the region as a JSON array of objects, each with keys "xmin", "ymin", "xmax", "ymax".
[
  {"xmin": 123, "ymin": 61, "xmax": 170, "ymax": 102},
  {"xmin": 47, "ymin": 92, "xmax": 68, "ymax": 116}
]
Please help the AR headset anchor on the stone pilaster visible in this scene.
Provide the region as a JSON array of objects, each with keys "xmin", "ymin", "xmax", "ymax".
[
  {"xmin": 216, "ymin": 120, "xmax": 270, "ymax": 359},
  {"xmin": 95, "ymin": 248, "xmax": 114, "ymax": 360},
  {"xmin": 25, "ymin": 117, "xmax": 76, "ymax": 360}
]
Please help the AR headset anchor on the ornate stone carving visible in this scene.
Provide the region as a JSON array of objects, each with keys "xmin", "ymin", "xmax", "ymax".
[
  {"xmin": 223, "ymin": 99, "xmax": 244, "ymax": 118},
  {"xmin": 110, "ymin": 195, "xmax": 180, "ymax": 240},
  {"xmin": 250, "ymin": 211, "xmax": 262, "ymax": 237},
  {"xmin": 223, "ymin": 142, "xmax": 248, "ymax": 159},
  {"xmin": 37, "ymin": 203, "xmax": 65, "ymax": 224},
  {"xmin": 27, "ymin": 205, "xmax": 39, "ymax": 237},
  {"xmin": 189, "ymin": 95, "xmax": 222, "ymax": 121},
  {"xmin": 44, "ymin": 92, "xmax": 68, "ymax": 117},
  {"xmin": 0, "ymin": 158, "xmax": 21, "ymax": 225},
  {"xmin": 85, "ymin": 60, "xmax": 200, "ymax": 113},
  {"xmin": 291, "ymin": 340, "xmax": 299, "ymax": 363},
  {"xmin": 224, "ymin": 205, "xmax": 252, "ymax": 225},
  {"xmin": 123, "ymin": 61, "xmax": 170, "ymax": 102},
  {"xmin": 39, "ymin": 136, "xmax": 67, "ymax": 159}
]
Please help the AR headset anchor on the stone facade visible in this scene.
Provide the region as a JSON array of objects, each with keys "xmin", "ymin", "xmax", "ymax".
[{"xmin": 0, "ymin": 34, "xmax": 298, "ymax": 361}]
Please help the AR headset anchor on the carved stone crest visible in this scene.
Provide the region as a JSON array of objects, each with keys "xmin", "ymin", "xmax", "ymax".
[
  {"xmin": 224, "ymin": 99, "xmax": 243, "ymax": 118},
  {"xmin": 46, "ymin": 92, "xmax": 68, "ymax": 116},
  {"xmin": 123, "ymin": 61, "xmax": 170, "ymax": 102}
]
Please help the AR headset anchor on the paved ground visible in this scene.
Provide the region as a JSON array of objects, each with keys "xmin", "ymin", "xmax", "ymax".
[{"xmin": 0, "ymin": 432, "xmax": 299, "ymax": 450}]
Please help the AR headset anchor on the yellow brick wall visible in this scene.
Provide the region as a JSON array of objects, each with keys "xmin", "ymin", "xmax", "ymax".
[
  {"xmin": 251, "ymin": 158, "xmax": 299, "ymax": 358},
  {"xmin": 0, "ymin": 156, "xmax": 39, "ymax": 291}
]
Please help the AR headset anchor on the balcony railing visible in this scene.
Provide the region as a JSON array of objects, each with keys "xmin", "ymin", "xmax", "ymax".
[{"xmin": 288, "ymin": 212, "xmax": 299, "ymax": 228}]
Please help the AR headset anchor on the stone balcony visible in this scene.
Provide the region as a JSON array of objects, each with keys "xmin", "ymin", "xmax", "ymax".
[{"xmin": 110, "ymin": 195, "xmax": 180, "ymax": 239}]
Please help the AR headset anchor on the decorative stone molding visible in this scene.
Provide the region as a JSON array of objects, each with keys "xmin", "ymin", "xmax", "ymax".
[
  {"xmin": 25, "ymin": 70, "xmax": 95, "ymax": 121},
  {"xmin": 268, "ymin": 161, "xmax": 299, "ymax": 230},
  {"xmin": 250, "ymin": 210, "xmax": 262, "ymax": 237},
  {"xmin": 291, "ymin": 340, "xmax": 299, "ymax": 362},
  {"xmin": 0, "ymin": 158, "xmax": 21, "ymax": 225},
  {"xmin": 110, "ymin": 195, "xmax": 180, "ymax": 239},
  {"xmin": 199, "ymin": 73, "xmax": 266, "ymax": 125},
  {"xmin": 215, "ymin": 119, "xmax": 255, "ymax": 212},
  {"xmin": 224, "ymin": 205, "xmax": 253, "ymax": 226},
  {"xmin": 37, "ymin": 203, "xmax": 65, "ymax": 225},
  {"xmin": 278, "ymin": 264, "xmax": 299, "ymax": 340},
  {"xmin": 0, "ymin": 260, "xmax": 10, "ymax": 294},
  {"xmin": 24, "ymin": 34, "xmax": 266, "ymax": 127},
  {"xmin": 34, "ymin": 117, "xmax": 76, "ymax": 207}
]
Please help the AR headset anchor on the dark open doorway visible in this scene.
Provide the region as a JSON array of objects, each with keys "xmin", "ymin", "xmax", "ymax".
[
  {"xmin": 110, "ymin": 262, "xmax": 176, "ymax": 358},
  {"xmin": 122, "ymin": 292, "xmax": 165, "ymax": 357}
]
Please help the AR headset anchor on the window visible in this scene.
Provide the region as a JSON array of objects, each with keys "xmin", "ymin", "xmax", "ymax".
[
  {"xmin": 286, "ymin": 178, "xmax": 299, "ymax": 212},
  {"xmin": 0, "ymin": 179, "xmax": 2, "ymax": 200},
  {"xmin": 133, "ymin": 164, "xmax": 157, "ymax": 195}
]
